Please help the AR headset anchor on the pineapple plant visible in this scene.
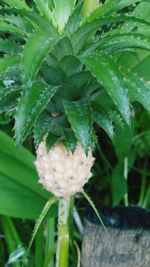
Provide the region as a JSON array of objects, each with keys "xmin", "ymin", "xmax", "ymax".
[{"xmin": 1, "ymin": 0, "xmax": 150, "ymax": 266}]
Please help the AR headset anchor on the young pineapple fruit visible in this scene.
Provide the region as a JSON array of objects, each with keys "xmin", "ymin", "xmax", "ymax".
[{"xmin": 35, "ymin": 140, "xmax": 95, "ymax": 197}]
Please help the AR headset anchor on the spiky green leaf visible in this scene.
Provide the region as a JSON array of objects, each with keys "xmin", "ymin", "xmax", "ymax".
[
  {"xmin": 0, "ymin": 91, "xmax": 20, "ymax": 114},
  {"xmin": 53, "ymin": 37, "xmax": 73, "ymax": 60},
  {"xmin": 23, "ymin": 31, "xmax": 59, "ymax": 89},
  {"xmin": 63, "ymin": 98, "xmax": 93, "ymax": 153},
  {"xmin": 0, "ymin": 39, "xmax": 21, "ymax": 54},
  {"xmin": 63, "ymin": 128, "xmax": 77, "ymax": 152},
  {"xmin": 64, "ymin": 3, "xmax": 82, "ymax": 35},
  {"xmin": 53, "ymin": 0, "xmax": 75, "ymax": 32},
  {"xmin": 34, "ymin": 111, "xmax": 65, "ymax": 147},
  {"xmin": 132, "ymin": 55, "xmax": 150, "ymax": 81},
  {"xmin": 121, "ymin": 1, "xmax": 150, "ymax": 35},
  {"xmin": 34, "ymin": 111, "xmax": 53, "ymax": 147},
  {"xmin": 0, "ymin": 55, "xmax": 20, "ymax": 77},
  {"xmin": 16, "ymin": 10, "xmax": 57, "ymax": 32},
  {"xmin": 73, "ymin": 15, "xmax": 150, "ymax": 53},
  {"xmin": 0, "ymin": 21, "xmax": 26, "ymax": 37},
  {"xmin": 46, "ymin": 133, "xmax": 59, "ymax": 151},
  {"xmin": 0, "ymin": 14, "xmax": 33, "ymax": 33},
  {"xmin": 41, "ymin": 65, "xmax": 65, "ymax": 86},
  {"xmin": 85, "ymin": 34, "xmax": 150, "ymax": 55},
  {"xmin": 92, "ymin": 103, "xmax": 114, "ymax": 139},
  {"xmin": 27, "ymin": 196, "xmax": 58, "ymax": 255},
  {"xmin": 60, "ymin": 55, "xmax": 82, "ymax": 76},
  {"xmin": 3, "ymin": 0, "xmax": 31, "ymax": 10},
  {"xmin": 124, "ymin": 71, "xmax": 150, "ymax": 112},
  {"xmin": 81, "ymin": 54, "xmax": 131, "ymax": 125},
  {"xmin": 87, "ymin": 0, "xmax": 142, "ymax": 22},
  {"xmin": 82, "ymin": 190, "xmax": 108, "ymax": 234},
  {"xmin": 15, "ymin": 80, "xmax": 60, "ymax": 146},
  {"xmin": 34, "ymin": 0, "xmax": 53, "ymax": 21}
]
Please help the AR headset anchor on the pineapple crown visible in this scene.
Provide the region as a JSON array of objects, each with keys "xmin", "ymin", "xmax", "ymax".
[{"xmin": 0, "ymin": 0, "xmax": 150, "ymax": 153}]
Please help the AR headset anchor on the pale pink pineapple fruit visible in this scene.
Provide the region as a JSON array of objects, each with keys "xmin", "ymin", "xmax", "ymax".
[{"xmin": 35, "ymin": 141, "xmax": 95, "ymax": 197}]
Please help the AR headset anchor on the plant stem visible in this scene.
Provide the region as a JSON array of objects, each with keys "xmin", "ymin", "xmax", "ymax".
[
  {"xmin": 124, "ymin": 193, "xmax": 129, "ymax": 207},
  {"xmin": 123, "ymin": 157, "xmax": 129, "ymax": 206},
  {"xmin": 56, "ymin": 197, "xmax": 71, "ymax": 267},
  {"xmin": 45, "ymin": 218, "xmax": 55, "ymax": 267},
  {"xmin": 142, "ymin": 187, "xmax": 150, "ymax": 209},
  {"xmin": 35, "ymin": 224, "xmax": 44, "ymax": 267},
  {"xmin": 138, "ymin": 161, "xmax": 147, "ymax": 206}
]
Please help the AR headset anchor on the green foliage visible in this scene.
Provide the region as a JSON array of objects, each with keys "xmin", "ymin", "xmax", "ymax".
[
  {"xmin": 63, "ymin": 98, "xmax": 93, "ymax": 153},
  {"xmin": 86, "ymin": 0, "xmax": 143, "ymax": 21},
  {"xmin": 0, "ymin": 21, "xmax": 26, "ymax": 36},
  {"xmin": 0, "ymin": 91, "xmax": 20, "ymax": 114},
  {"xmin": 1, "ymin": 0, "xmax": 150, "ymax": 153},
  {"xmin": 81, "ymin": 0, "xmax": 99, "ymax": 17},
  {"xmin": 53, "ymin": 0, "xmax": 75, "ymax": 32},
  {"xmin": 0, "ymin": 39, "xmax": 21, "ymax": 54},
  {"xmin": 0, "ymin": 56, "xmax": 20, "ymax": 77},
  {"xmin": 34, "ymin": 111, "xmax": 62, "ymax": 147},
  {"xmin": 81, "ymin": 54, "xmax": 131, "ymax": 125},
  {"xmin": 133, "ymin": 55, "xmax": 150, "ymax": 80},
  {"xmin": 27, "ymin": 196, "xmax": 58, "ymax": 256},
  {"xmin": 34, "ymin": 0, "xmax": 53, "ymax": 21},
  {"xmin": 15, "ymin": 80, "xmax": 60, "ymax": 145},
  {"xmin": 3, "ymin": 0, "xmax": 31, "ymax": 10},
  {"xmin": 0, "ymin": 131, "xmax": 57, "ymax": 219},
  {"xmin": 112, "ymin": 122, "xmax": 132, "ymax": 160},
  {"xmin": 111, "ymin": 162, "xmax": 128, "ymax": 206},
  {"xmin": 23, "ymin": 31, "xmax": 59, "ymax": 89},
  {"xmin": 92, "ymin": 103, "xmax": 114, "ymax": 139}
]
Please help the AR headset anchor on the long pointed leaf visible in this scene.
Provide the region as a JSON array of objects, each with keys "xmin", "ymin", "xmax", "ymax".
[
  {"xmin": 0, "ymin": 55, "xmax": 20, "ymax": 76},
  {"xmin": 73, "ymin": 15, "xmax": 150, "ymax": 53},
  {"xmin": 23, "ymin": 31, "xmax": 59, "ymax": 89},
  {"xmin": 15, "ymin": 80, "xmax": 60, "ymax": 146},
  {"xmin": 34, "ymin": 0, "xmax": 53, "ymax": 21},
  {"xmin": 27, "ymin": 196, "xmax": 58, "ymax": 255},
  {"xmin": 63, "ymin": 98, "xmax": 93, "ymax": 153},
  {"xmin": 92, "ymin": 103, "xmax": 114, "ymax": 139},
  {"xmin": 0, "ymin": 131, "xmax": 57, "ymax": 219},
  {"xmin": 0, "ymin": 39, "xmax": 21, "ymax": 54},
  {"xmin": 3, "ymin": 0, "xmax": 31, "ymax": 10},
  {"xmin": 0, "ymin": 21, "xmax": 25, "ymax": 37},
  {"xmin": 34, "ymin": 111, "xmax": 64, "ymax": 147},
  {"xmin": 0, "ymin": 14, "xmax": 33, "ymax": 33},
  {"xmin": 86, "ymin": 0, "xmax": 142, "ymax": 22},
  {"xmin": 53, "ymin": 0, "xmax": 75, "ymax": 32},
  {"xmin": 85, "ymin": 34, "xmax": 150, "ymax": 55},
  {"xmin": 81, "ymin": 54, "xmax": 131, "ymax": 125},
  {"xmin": 124, "ymin": 71, "xmax": 150, "ymax": 112},
  {"xmin": 132, "ymin": 55, "xmax": 150, "ymax": 81},
  {"xmin": 19, "ymin": 10, "xmax": 57, "ymax": 33},
  {"xmin": 64, "ymin": 3, "xmax": 82, "ymax": 35},
  {"xmin": 82, "ymin": 190, "xmax": 108, "ymax": 235},
  {"xmin": 121, "ymin": 1, "xmax": 150, "ymax": 35}
]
